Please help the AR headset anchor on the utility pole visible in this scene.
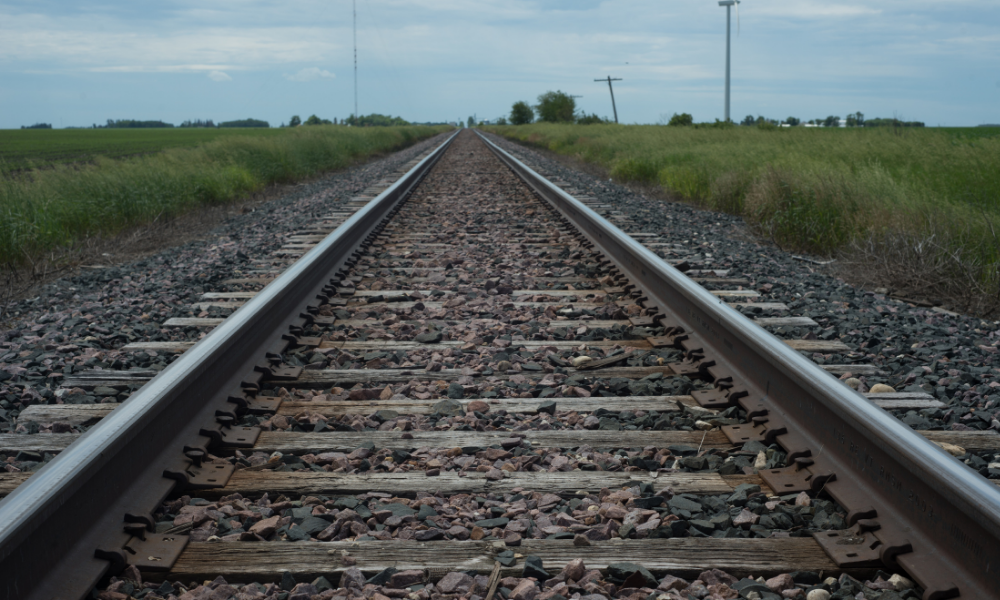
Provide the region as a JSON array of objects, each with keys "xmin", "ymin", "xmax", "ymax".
[
  {"xmin": 353, "ymin": 0, "xmax": 358, "ymax": 123},
  {"xmin": 718, "ymin": 0, "xmax": 739, "ymax": 122},
  {"xmin": 595, "ymin": 76, "xmax": 622, "ymax": 123}
]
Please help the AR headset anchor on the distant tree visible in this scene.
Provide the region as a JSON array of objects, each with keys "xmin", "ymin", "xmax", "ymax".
[
  {"xmin": 846, "ymin": 111, "xmax": 864, "ymax": 127},
  {"xmin": 344, "ymin": 113, "xmax": 409, "ymax": 127},
  {"xmin": 21, "ymin": 123, "xmax": 52, "ymax": 129},
  {"xmin": 495, "ymin": 116, "xmax": 508, "ymax": 125},
  {"xmin": 740, "ymin": 115, "xmax": 756, "ymax": 126},
  {"xmin": 535, "ymin": 91, "xmax": 576, "ymax": 123},
  {"xmin": 179, "ymin": 119, "xmax": 215, "ymax": 128},
  {"xmin": 667, "ymin": 113, "xmax": 693, "ymax": 126},
  {"xmin": 785, "ymin": 117, "xmax": 801, "ymax": 126},
  {"xmin": 824, "ymin": 115, "xmax": 841, "ymax": 127},
  {"xmin": 304, "ymin": 115, "xmax": 333, "ymax": 125},
  {"xmin": 288, "ymin": 115, "xmax": 302, "ymax": 127},
  {"xmin": 577, "ymin": 113, "xmax": 608, "ymax": 125},
  {"xmin": 466, "ymin": 116, "xmax": 474, "ymax": 127},
  {"xmin": 219, "ymin": 118, "xmax": 270, "ymax": 128},
  {"xmin": 510, "ymin": 101, "xmax": 534, "ymax": 125}
]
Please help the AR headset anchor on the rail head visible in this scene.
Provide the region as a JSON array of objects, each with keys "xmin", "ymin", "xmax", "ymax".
[
  {"xmin": 476, "ymin": 129, "xmax": 1000, "ymax": 599},
  {"xmin": 0, "ymin": 130, "xmax": 460, "ymax": 600}
]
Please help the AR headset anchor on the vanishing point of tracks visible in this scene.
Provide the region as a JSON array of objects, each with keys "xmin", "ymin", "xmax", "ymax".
[{"xmin": 1, "ymin": 130, "xmax": 999, "ymax": 599}]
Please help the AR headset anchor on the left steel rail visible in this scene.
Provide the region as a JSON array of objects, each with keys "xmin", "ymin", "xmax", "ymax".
[{"xmin": 0, "ymin": 130, "xmax": 459, "ymax": 600}]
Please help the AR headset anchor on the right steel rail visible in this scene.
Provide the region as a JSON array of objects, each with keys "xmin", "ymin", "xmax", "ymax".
[{"xmin": 477, "ymin": 130, "xmax": 1000, "ymax": 600}]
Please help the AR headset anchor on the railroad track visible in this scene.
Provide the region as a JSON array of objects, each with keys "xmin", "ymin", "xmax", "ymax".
[{"xmin": 1, "ymin": 129, "xmax": 998, "ymax": 599}]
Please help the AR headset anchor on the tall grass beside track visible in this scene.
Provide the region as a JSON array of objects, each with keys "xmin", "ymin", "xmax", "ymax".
[
  {"xmin": 0, "ymin": 125, "xmax": 449, "ymax": 266},
  {"xmin": 485, "ymin": 124, "xmax": 1000, "ymax": 315}
]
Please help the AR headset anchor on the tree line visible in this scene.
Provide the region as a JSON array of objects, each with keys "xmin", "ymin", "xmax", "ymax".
[
  {"xmin": 280, "ymin": 113, "xmax": 409, "ymax": 127},
  {"xmin": 495, "ymin": 98, "xmax": 926, "ymax": 129},
  {"xmin": 737, "ymin": 112, "xmax": 924, "ymax": 128},
  {"xmin": 82, "ymin": 119, "xmax": 273, "ymax": 129}
]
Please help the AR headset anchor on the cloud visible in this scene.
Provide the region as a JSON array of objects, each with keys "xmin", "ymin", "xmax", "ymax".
[
  {"xmin": 88, "ymin": 64, "xmax": 239, "ymax": 73},
  {"xmin": 283, "ymin": 67, "xmax": 336, "ymax": 82},
  {"xmin": 751, "ymin": 0, "xmax": 881, "ymax": 19},
  {"xmin": 208, "ymin": 70, "xmax": 232, "ymax": 81}
]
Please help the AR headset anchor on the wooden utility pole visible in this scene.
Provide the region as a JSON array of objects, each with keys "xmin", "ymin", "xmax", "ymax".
[{"xmin": 595, "ymin": 76, "xmax": 622, "ymax": 123}]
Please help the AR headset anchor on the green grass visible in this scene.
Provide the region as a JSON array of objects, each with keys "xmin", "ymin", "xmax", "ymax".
[
  {"xmin": 0, "ymin": 125, "xmax": 450, "ymax": 264},
  {"xmin": 0, "ymin": 127, "xmax": 292, "ymax": 173},
  {"xmin": 485, "ymin": 123, "xmax": 1000, "ymax": 313}
]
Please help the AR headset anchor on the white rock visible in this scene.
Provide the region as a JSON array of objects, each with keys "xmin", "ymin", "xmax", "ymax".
[
  {"xmin": 806, "ymin": 591, "xmax": 830, "ymax": 600},
  {"xmin": 754, "ymin": 450, "xmax": 768, "ymax": 469},
  {"xmin": 694, "ymin": 420, "xmax": 715, "ymax": 431},
  {"xmin": 869, "ymin": 383, "xmax": 896, "ymax": 393},
  {"xmin": 572, "ymin": 356, "xmax": 593, "ymax": 367},
  {"xmin": 843, "ymin": 377, "xmax": 861, "ymax": 390},
  {"xmin": 684, "ymin": 405, "xmax": 717, "ymax": 417},
  {"xmin": 888, "ymin": 574, "xmax": 914, "ymax": 591}
]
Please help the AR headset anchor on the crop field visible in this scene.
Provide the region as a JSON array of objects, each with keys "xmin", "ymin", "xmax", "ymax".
[
  {"xmin": 0, "ymin": 125, "xmax": 450, "ymax": 264},
  {"xmin": 0, "ymin": 127, "xmax": 289, "ymax": 173},
  {"xmin": 486, "ymin": 123, "xmax": 1000, "ymax": 313}
]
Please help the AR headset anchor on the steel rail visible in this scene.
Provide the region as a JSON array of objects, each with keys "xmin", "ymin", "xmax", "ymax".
[
  {"xmin": 476, "ymin": 130, "xmax": 1000, "ymax": 599},
  {"xmin": 0, "ymin": 130, "xmax": 459, "ymax": 600}
]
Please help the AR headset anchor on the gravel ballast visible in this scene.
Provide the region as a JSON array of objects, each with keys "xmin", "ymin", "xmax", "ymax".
[
  {"xmin": 0, "ymin": 130, "xmax": 974, "ymax": 599},
  {"xmin": 481, "ymin": 131, "xmax": 1000, "ymax": 477}
]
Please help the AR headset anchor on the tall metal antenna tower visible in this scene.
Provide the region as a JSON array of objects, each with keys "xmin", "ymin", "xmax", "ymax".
[
  {"xmin": 353, "ymin": 0, "xmax": 358, "ymax": 122},
  {"xmin": 718, "ymin": 0, "xmax": 740, "ymax": 122}
]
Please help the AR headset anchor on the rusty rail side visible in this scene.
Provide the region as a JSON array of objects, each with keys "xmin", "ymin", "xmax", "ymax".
[
  {"xmin": 0, "ymin": 130, "xmax": 459, "ymax": 600},
  {"xmin": 477, "ymin": 130, "xmax": 1000, "ymax": 600}
]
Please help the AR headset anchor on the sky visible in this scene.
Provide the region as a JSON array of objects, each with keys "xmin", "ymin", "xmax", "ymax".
[{"xmin": 1, "ymin": 0, "xmax": 998, "ymax": 128}]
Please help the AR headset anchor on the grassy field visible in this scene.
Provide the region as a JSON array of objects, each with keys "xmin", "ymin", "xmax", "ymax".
[
  {"xmin": 0, "ymin": 127, "xmax": 290, "ymax": 173},
  {"xmin": 485, "ymin": 123, "xmax": 1000, "ymax": 314},
  {"xmin": 0, "ymin": 125, "xmax": 450, "ymax": 265}
]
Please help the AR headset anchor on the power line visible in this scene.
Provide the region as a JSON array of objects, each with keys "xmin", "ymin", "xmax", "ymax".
[{"xmin": 594, "ymin": 76, "xmax": 622, "ymax": 123}]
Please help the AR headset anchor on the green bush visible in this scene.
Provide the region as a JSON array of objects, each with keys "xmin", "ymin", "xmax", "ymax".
[
  {"xmin": 667, "ymin": 113, "xmax": 693, "ymax": 126},
  {"xmin": 535, "ymin": 91, "xmax": 576, "ymax": 123},
  {"xmin": 510, "ymin": 101, "xmax": 534, "ymax": 125}
]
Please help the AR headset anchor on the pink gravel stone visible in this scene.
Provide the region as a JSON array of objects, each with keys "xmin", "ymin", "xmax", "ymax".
[
  {"xmin": 765, "ymin": 573, "xmax": 796, "ymax": 592},
  {"xmin": 511, "ymin": 580, "xmax": 538, "ymax": 600},
  {"xmin": 437, "ymin": 572, "xmax": 474, "ymax": 594}
]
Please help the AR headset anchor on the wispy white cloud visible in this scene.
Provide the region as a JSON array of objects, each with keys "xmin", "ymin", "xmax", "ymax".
[
  {"xmin": 88, "ymin": 64, "xmax": 238, "ymax": 73},
  {"xmin": 283, "ymin": 67, "xmax": 336, "ymax": 82},
  {"xmin": 750, "ymin": 1, "xmax": 881, "ymax": 19},
  {"xmin": 208, "ymin": 70, "xmax": 231, "ymax": 81}
]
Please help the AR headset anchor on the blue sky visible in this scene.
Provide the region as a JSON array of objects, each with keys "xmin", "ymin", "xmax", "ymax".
[{"xmin": 1, "ymin": 0, "xmax": 997, "ymax": 128}]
